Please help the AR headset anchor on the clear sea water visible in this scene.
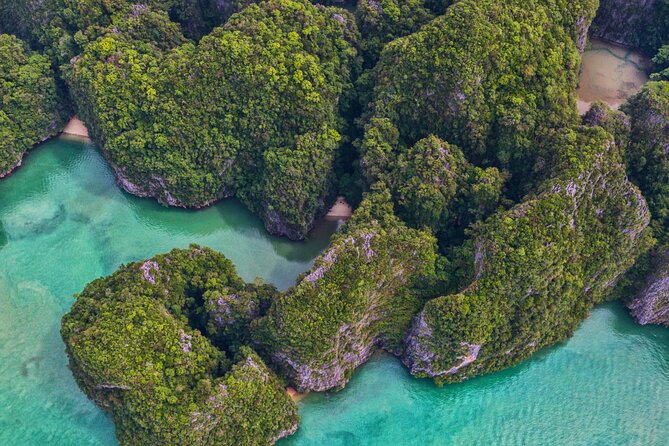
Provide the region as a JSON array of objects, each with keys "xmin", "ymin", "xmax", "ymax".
[{"xmin": 1, "ymin": 138, "xmax": 668, "ymax": 445}]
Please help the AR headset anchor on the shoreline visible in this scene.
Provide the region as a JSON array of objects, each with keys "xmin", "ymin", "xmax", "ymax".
[
  {"xmin": 325, "ymin": 196, "xmax": 353, "ymax": 220},
  {"xmin": 61, "ymin": 116, "xmax": 90, "ymax": 138},
  {"xmin": 286, "ymin": 387, "xmax": 306, "ymax": 402}
]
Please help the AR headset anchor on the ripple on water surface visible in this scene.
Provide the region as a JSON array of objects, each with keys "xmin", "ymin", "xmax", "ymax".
[
  {"xmin": 1, "ymin": 139, "xmax": 668, "ymax": 445},
  {"xmin": 283, "ymin": 304, "xmax": 669, "ymax": 446}
]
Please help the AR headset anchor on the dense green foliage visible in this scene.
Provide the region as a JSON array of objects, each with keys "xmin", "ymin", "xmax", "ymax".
[
  {"xmin": 61, "ymin": 246, "xmax": 298, "ymax": 445},
  {"xmin": 0, "ymin": 34, "xmax": 65, "ymax": 177},
  {"xmin": 361, "ymin": 0, "xmax": 597, "ymax": 193},
  {"xmin": 354, "ymin": 0, "xmax": 433, "ymax": 64},
  {"xmin": 65, "ymin": 0, "xmax": 359, "ymax": 239},
  {"xmin": 622, "ymin": 82, "xmax": 669, "ymax": 242},
  {"xmin": 386, "ymin": 135, "xmax": 505, "ymax": 242},
  {"xmin": 255, "ymin": 186, "xmax": 436, "ymax": 391},
  {"xmin": 627, "ymin": 247, "xmax": 669, "ymax": 327},
  {"xmin": 403, "ymin": 127, "xmax": 651, "ymax": 383},
  {"xmin": 0, "ymin": 0, "xmax": 254, "ymax": 61},
  {"xmin": 37, "ymin": 0, "xmax": 669, "ymax": 440}
]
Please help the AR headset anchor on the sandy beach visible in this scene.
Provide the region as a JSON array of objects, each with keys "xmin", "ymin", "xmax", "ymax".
[
  {"xmin": 286, "ymin": 387, "xmax": 306, "ymax": 402},
  {"xmin": 325, "ymin": 196, "xmax": 353, "ymax": 220},
  {"xmin": 62, "ymin": 117, "xmax": 90, "ymax": 138}
]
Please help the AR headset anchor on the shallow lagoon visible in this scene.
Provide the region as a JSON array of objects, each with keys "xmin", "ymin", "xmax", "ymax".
[
  {"xmin": 1, "ymin": 139, "xmax": 668, "ymax": 445},
  {"xmin": 577, "ymin": 38, "xmax": 651, "ymax": 114}
]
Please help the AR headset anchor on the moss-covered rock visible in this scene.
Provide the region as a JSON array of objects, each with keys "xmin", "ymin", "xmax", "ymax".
[
  {"xmin": 61, "ymin": 246, "xmax": 298, "ymax": 445},
  {"xmin": 255, "ymin": 186, "xmax": 437, "ymax": 391},
  {"xmin": 403, "ymin": 127, "xmax": 651, "ymax": 383},
  {"xmin": 0, "ymin": 34, "xmax": 65, "ymax": 178},
  {"xmin": 64, "ymin": 0, "xmax": 360, "ymax": 239}
]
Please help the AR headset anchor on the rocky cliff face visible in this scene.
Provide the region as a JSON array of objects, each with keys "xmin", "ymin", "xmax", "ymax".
[
  {"xmin": 590, "ymin": 0, "xmax": 660, "ymax": 51},
  {"xmin": 362, "ymin": 0, "xmax": 598, "ymax": 187},
  {"xmin": 255, "ymin": 187, "xmax": 436, "ymax": 391},
  {"xmin": 402, "ymin": 127, "xmax": 651, "ymax": 383},
  {"xmin": 628, "ymin": 249, "xmax": 669, "ymax": 326}
]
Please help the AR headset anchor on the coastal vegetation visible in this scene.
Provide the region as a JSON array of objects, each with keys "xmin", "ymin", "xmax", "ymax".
[
  {"xmin": 255, "ymin": 186, "xmax": 437, "ymax": 391},
  {"xmin": 0, "ymin": 34, "xmax": 65, "ymax": 177},
  {"xmin": 64, "ymin": 0, "xmax": 360, "ymax": 239},
  {"xmin": 0, "ymin": 0, "xmax": 665, "ymax": 443},
  {"xmin": 61, "ymin": 246, "xmax": 299, "ymax": 445},
  {"xmin": 403, "ymin": 127, "xmax": 651, "ymax": 382}
]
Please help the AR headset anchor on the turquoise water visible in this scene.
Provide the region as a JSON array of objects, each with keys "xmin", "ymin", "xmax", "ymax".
[
  {"xmin": 284, "ymin": 303, "xmax": 669, "ymax": 445},
  {"xmin": 0, "ymin": 138, "xmax": 336, "ymax": 445},
  {"xmin": 1, "ymin": 138, "xmax": 668, "ymax": 445}
]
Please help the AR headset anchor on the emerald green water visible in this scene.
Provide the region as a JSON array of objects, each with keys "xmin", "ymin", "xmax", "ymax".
[
  {"xmin": 1, "ymin": 138, "xmax": 668, "ymax": 445},
  {"xmin": 0, "ymin": 137, "xmax": 336, "ymax": 445}
]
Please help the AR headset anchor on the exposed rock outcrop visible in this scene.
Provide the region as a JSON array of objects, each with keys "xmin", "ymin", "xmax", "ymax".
[
  {"xmin": 590, "ymin": 0, "xmax": 663, "ymax": 52},
  {"xmin": 628, "ymin": 248, "xmax": 669, "ymax": 326},
  {"xmin": 255, "ymin": 186, "xmax": 436, "ymax": 391}
]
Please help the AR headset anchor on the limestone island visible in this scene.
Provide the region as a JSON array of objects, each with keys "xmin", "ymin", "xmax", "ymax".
[{"xmin": 0, "ymin": 0, "xmax": 668, "ymax": 444}]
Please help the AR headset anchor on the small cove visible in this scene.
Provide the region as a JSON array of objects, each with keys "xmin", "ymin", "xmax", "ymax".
[
  {"xmin": 0, "ymin": 137, "xmax": 337, "ymax": 444},
  {"xmin": 577, "ymin": 38, "xmax": 651, "ymax": 114}
]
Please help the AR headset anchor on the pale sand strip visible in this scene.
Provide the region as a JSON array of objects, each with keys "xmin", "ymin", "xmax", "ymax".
[
  {"xmin": 325, "ymin": 196, "xmax": 353, "ymax": 220},
  {"xmin": 62, "ymin": 116, "xmax": 90, "ymax": 138},
  {"xmin": 286, "ymin": 387, "xmax": 306, "ymax": 402}
]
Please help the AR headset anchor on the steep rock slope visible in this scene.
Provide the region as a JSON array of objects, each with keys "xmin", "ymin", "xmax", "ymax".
[
  {"xmin": 255, "ymin": 187, "xmax": 436, "ymax": 391},
  {"xmin": 628, "ymin": 248, "xmax": 669, "ymax": 327},
  {"xmin": 403, "ymin": 127, "xmax": 651, "ymax": 383}
]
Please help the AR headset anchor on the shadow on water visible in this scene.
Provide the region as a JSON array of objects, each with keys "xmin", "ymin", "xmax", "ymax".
[
  {"xmin": 123, "ymin": 182, "xmax": 338, "ymax": 263},
  {"xmin": 609, "ymin": 301, "xmax": 669, "ymax": 378},
  {"xmin": 2, "ymin": 202, "xmax": 67, "ymax": 240}
]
